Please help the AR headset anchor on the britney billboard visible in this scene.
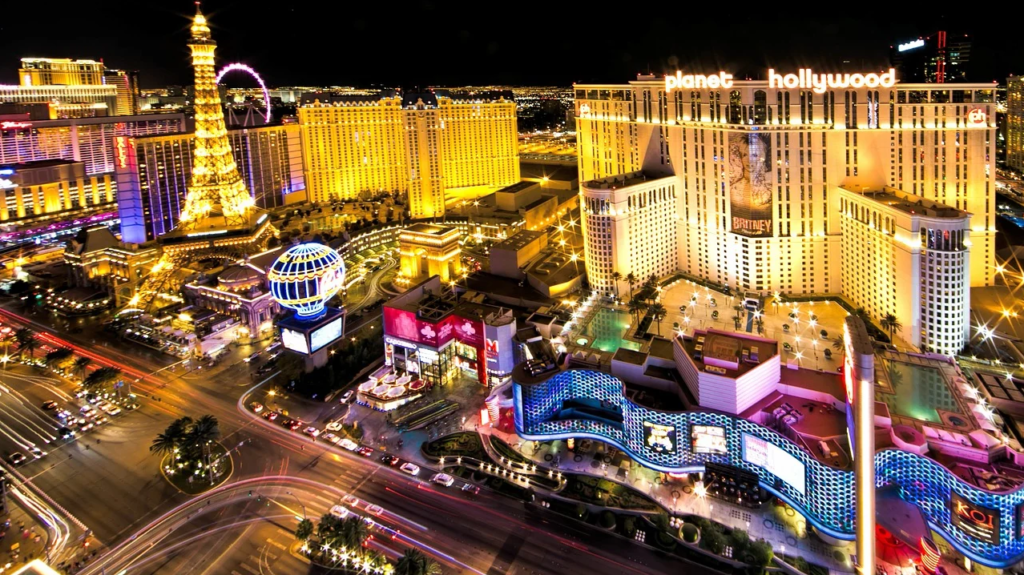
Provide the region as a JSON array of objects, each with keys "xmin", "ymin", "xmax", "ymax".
[{"xmin": 729, "ymin": 132, "xmax": 773, "ymax": 237}]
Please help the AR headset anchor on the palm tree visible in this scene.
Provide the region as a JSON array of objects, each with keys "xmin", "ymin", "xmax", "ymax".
[
  {"xmin": 831, "ymin": 336, "xmax": 845, "ymax": 352},
  {"xmin": 394, "ymin": 548, "xmax": 441, "ymax": 575},
  {"xmin": 44, "ymin": 347, "xmax": 74, "ymax": 369},
  {"xmin": 295, "ymin": 518, "xmax": 314, "ymax": 542},
  {"xmin": 151, "ymin": 417, "xmax": 193, "ymax": 458},
  {"xmin": 338, "ymin": 515, "xmax": 369, "ymax": 549},
  {"xmin": 649, "ymin": 302, "xmax": 667, "ymax": 336},
  {"xmin": 610, "ymin": 271, "xmax": 622, "ymax": 300},
  {"xmin": 628, "ymin": 297, "xmax": 648, "ymax": 327},
  {"xmin": 83, "ymin": 366, "xmax": 122, "ymax": 394},
  {"xmin": 881, "ymin": 314, "xmax": 902, "ymax": 343},
  {"xmin": 73, "ymin": 356, "xmax": 91, "ymax": 381},
  {"xmin": 149, "ymin": 432, "xmax": 178, "ymax": 457},
  {"xmin": 15, "ymin": 327, "xmax": 38, "ymax": 360},
  {"xmin": 625, "ymin": 272, "xmax": 637, "ymax": 301}
]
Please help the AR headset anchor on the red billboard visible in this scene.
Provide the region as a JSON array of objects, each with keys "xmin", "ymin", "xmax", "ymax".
[{"xmin": 382, "ymin": 306, "xmax": 455, "ymax": 348}]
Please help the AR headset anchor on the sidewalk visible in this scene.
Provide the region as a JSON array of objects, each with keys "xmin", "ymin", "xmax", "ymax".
[
  {"xmin": 477, "ymin": 418, "xmax": 855, "ymax": 574},
  {"xmin": 1, "ymin": 495, "xmax": 50, "ymax": 570}
]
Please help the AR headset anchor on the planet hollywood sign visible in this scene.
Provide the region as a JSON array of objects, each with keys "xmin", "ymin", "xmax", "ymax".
[{"xmin": 665, "ymin": 69, "xmax": 897, "ymax": 94}]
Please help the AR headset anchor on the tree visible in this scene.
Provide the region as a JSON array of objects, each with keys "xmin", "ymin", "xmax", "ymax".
[
  {"xmin": 44, "ymin": 347, "xmax": 75, "ymax": 369},
  {"xmin": 831, "ymin": 336, "xmax": 845, "ymax": 352},
  {"xmin": 394, "ymin": 548, "xmax": 441, "ymax": 575},
  {"xmin": 651, "ymin": 512, "xmax": 671, "ymax": 532},
  {"xmin": 625, "ymin": 272, "xmax": 637, "ymax": 301},
  {"xmin": 611, "ymin": 271, "xmax": 622, "ymax": 299},
  {"xmin": 745, "ymin": 539, "xmax": 775, "ymax": 570},
  {"xmin": 14, "ymin": 327, "xmax": 38, "ymax": 360},
  {"xmin": 151, "ymin": 417, "xmax": 193, "ymax": 458},
  {"xmin": 881, "ymin": 314, "xmax": 902, "ymax": 342},
  {"xmin": 73, "ymin": 356, "xmax": 91, "ymax": 381},
  {"xmin": 295, "ymin": 518, "xmax": 314, "ymax": 542},
  {"xmin": 337, "ymin": 515, "xmax": 369, "ymax": 549},
  {"xmin": 703, "ymin": 528, "xmax": 726, "ymax": 554},
  {"xmin": 649, "ymin": 302, "xmax": 667, "ymax": 336},
  {"xmin": 188, "ymin": 414, "xmax": 221, "ymax": 484},
  {"xmin": 149, "ymin": 432, "xmax": 178, "ymax": 457},
  {"xmin": 628, "ymin": 298, "xmax": 648, "ymax": 327},
  {"xmin": 83, "ymin": 366, "xmax": 122, "ymax": 394}
]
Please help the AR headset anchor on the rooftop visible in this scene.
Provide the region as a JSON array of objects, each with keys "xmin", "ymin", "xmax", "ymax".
[
  {"xmin": 520, "ymin": 161, "xmax": 578, "ymax": 182},
  {"xmin": 492, "ymin": 230, "xmax": 545, "ymax": 252},
  {"xmin": 403, "ymin": 223, "xmax": 456, "ymax": 236},
  {"xmin": 1, "ymin": 158, "xmax": 78, "ymax": 170},
  {"xmin": 496, "ymin": 181, "xmax": 537, "ymax": 195},
  {"xmin": 679, "ymin": 329, "xmax": 778, "ymax": 378},
  {"xmin": 842, "ymin": 185, "xmax": 968, "ymax": 219},
  {"xmin": 583, "ymin": 170, "xmax": 668, "ymax": 190}
]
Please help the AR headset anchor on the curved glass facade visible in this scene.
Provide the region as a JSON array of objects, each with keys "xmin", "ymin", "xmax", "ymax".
[{"xmin": 514, "ymin": 370, "xmax": 1024, "ymax": 567}]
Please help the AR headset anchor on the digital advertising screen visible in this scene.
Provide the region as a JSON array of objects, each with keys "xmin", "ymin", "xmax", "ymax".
[
  {"xmin": 951, "ymin": 492, "xmax": 1000, "ymax": 545},
  {"xmin": 310, "ymin": 317, "xmax": 343, "ymax": 352},
  {"xmin": 729, "ymin": 132, "xmax": 773, "ymax": 237},
  {"xmin": 281, "ymin": 328, "xmax": 309, "ymax": 355},
  {"xmin": 742, "ymin": 433, "xmax": 806, "ymax": 495},
  {"xmin": 691, "ymin": 425, "xmax": 728, "ymax": 454},
  {"xmin": 643, "ymin": 422, "xmax": 677, "ymax": 454}
]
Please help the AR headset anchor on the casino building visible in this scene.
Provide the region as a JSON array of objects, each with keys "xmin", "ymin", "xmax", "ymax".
[{"xmin": 575, "ymin": 71, "xmax": 996, "ymax": 355}]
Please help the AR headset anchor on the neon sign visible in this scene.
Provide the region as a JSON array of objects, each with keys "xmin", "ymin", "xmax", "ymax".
[
  {"xmin": 968, "ymin": 108, "xmax": 987, "ymax": 127},
  {"xmin": 114, "ymin": 136, "xmax": 133, "ymax": 169},
  {"xmin": 1, "ymin": 121, "xmax": 31, "ymax": 130},
  {"xmin": 951, "ymin": 492, "xmax": 1000, "ymax": 545},
  {"xmin": 665, "ymin": 71, "xmax": 735, "ymax": 92},
  {"xmin": 769, "ymin": 69, "xmax": 897, "ymax": 94},
  {"xmin": 898, "ymin": 39, "xmax": 925, "ymax": 52}
]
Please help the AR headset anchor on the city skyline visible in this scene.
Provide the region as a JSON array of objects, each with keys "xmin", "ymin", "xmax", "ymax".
[{"xmin": 1, "ymin": 2, "xmax": 1020, "ymax": 88}]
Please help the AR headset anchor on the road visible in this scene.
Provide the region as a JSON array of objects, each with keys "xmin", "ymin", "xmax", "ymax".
[{"xmin": 0, "ymin": 303, "xmax": 716, "ymax": 575}]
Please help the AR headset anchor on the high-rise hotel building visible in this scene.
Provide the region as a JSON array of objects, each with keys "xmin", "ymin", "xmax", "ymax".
[
  {"xmin": 3, "ymin": 58, "xmax": 139, "ymax": 119},
  {"xmin": 1007, "ymin": 76, "xmax": 1024, "ymax": 173},
  {"xmin": 299, "ymin": 92, "xmax": 519, "ymax": 218},
  {"xmin": 577, "ymin": 72, "xmax": 996, "ymax": 355}
]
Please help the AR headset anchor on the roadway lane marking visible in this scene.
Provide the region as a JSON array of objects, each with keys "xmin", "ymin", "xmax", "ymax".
[
  {"xmin": 313, "ymin": 494, "xmax": 333, "ymax": 505},
  {"xmin": 239, "ymin": 562, "xmax": 259, "ymax": 575},
  {"xmin": 265, "ymin": 538, "xmax": 287, "ymax": 550}
]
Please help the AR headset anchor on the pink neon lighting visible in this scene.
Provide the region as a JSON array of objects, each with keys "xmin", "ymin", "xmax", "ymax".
[{"xmin": 215, "ymin": 63, "xmax": 272, "ymax": 123}]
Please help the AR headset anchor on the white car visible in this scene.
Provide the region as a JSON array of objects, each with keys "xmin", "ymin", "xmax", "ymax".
[
  {"xmin": 399, "ymin": 462, "xmax": 420, "ymax": 476},
  {"xmin": 80, "ymin": 406, "xmax": 96, "ymax": 417},
  {"xmin": 329, "ymin": 505, "xmax": 350, "ymax": 519},
  {"xmin": 342, "ymin": 494, "xmax": 359, "ymax": 506},
  {"xmin": 340, "ymin": 390, "xmax": 354, "ymax": 403},
  {"xmin": 339, "ymin": 439, "xmax": 359, "ymax": 451},
  {"xmin": 325, "ymin": 421, "xmax": 343, "ymax": 432},
  {"xmin": 102, "ymin": 405, "xmax": 122, "ymax": 416},
  {"xmin": 321, "ymin": 433, "xmax": 341, "ymax": 444},
  {"xmin": 430, "ymin": 473, "xmax": 454, "ymax": 487},
  {"xmin": 302, "ymin": 426, "xmax": 320, "ymax": 438},
  {"xmin": 364, "ymin": 504, "xmax": 384, "ymax": 516}
]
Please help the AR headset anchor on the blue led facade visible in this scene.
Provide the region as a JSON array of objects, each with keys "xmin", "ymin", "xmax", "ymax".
[
  {"xmin": 513, "ymin": 369, "xmax": 1024, "ymax": 567},
  {"xmin": 267, "ymin": 243, "xmax": 345, "ymax": 320}
]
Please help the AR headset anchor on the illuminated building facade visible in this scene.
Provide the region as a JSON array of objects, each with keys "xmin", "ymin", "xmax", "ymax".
[
  {"xmin": 890, "ymin": 33, "xmax": 971, "ymax": 84},
  {"xmin": 0, "ymin": 159, "xmax": 114, "ymax": 222},
  {"xmin": 0, "ymin": 85, "xmax": 117, "ymax": 118},
  {"xmin": 1007, "ymin": 76, "xmax": 1024, "ymax": 173},
  {"xmin": 65, "ymin": 226, "xmax": 159, "ymax": 303},
  {"xmin": 19, "ymin": 58, "xmax": 104, "ymax": 86},
  {"xmin": 0, "ymin": 114, "xmax": 186, "ymax": 176},
  {"xmin": 103, "ymin": 69, "xmax": 141, "ymax": 116},
  {"xmin": 398, "ymin": 223, "xmax": 463, "ymax": 283},
  {"xmin": 576, "ymin": 74, "xmax": 997, "ymax": 349},
  {"xmin": 837, "ymin": 186, "xmax": 971, "ymax": 355},
  {"xmin": 115, "ymin": 124, "xmax": 305, "ymax": 243},
  {"xmin": 298, "ymin": 91, "xmax": 519, "ymax": 217}
]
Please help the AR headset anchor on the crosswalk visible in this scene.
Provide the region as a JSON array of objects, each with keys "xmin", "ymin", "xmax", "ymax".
[{"xmin": 229, "ymin": 538, "xmax": 286, "ymax": 575}]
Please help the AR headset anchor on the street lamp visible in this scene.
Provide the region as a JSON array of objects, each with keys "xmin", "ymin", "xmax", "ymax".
[{"xmin": 286, "ymin": 491, "xmax": 308, "ymax": 519}]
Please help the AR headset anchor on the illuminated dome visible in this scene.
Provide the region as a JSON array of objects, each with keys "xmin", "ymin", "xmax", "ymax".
[
  {"xmin": 267, "ymin": 243, "xmax": 345, "ymax": 319},
  {"xmin": 218, "ymin": 264, "xmax": 263, "ymax": 291}
]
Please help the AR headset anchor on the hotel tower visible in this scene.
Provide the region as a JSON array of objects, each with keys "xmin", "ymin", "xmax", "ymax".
[{"xmin": 576, "ymin": 70, "xmax": 996, "ymax": 355}]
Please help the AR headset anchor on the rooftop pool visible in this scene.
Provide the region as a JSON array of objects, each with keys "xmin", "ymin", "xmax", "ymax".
[
  {"xmin": 580, "ymin": 308, "xmax": 640, "ymax": 353},
  {"xmin": 876, "ymin": 360, "xmax": 961, "ymax": 424}
]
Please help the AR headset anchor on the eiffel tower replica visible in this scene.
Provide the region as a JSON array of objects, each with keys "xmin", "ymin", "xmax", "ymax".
[{"xmin": 125, "ymin": 4, "xmax": 274, "ymax": 314}]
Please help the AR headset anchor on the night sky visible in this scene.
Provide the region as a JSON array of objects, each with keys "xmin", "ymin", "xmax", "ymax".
[{"xmin": 1, "ymin": 2, "xmax": 1019, "ymax": 88}]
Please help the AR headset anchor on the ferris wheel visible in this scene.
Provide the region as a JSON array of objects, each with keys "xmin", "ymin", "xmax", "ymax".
[{"xmin": 216, "ymin": 63, "xmax": 271, "ymax": 126}]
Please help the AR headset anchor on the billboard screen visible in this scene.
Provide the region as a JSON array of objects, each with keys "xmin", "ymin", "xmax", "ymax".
[
  {"xmin": 951, "ymin": 492, "xmax": 1000, "ymax": 545},
  {"xmin": 691, "ymin": 425, "xmax": 728, "ymax": 454},
  {"xmin": 643, "ymin": 422, "xmax": 677, "ymax": 454},
  {"xmin": 383, "ymin": 307, "xmax": 454, "ymax": 348},
  {"xmin": 281, "ymin": 328, "xmax": 308, "ymax": 354},
  {"xmin": 452, "ymin": 316, "xmax": 484, "ymax": 348},
  {"xmin": 310, "ymin": 317, "xmax": 343, "ymax": 352},
  {"xmin": 742, "ymin": 433, "xmax": 806, "ymax": 495},
  {"xmin": 729, "ymin": 132, "xmax": 773, "ymax": 237}
]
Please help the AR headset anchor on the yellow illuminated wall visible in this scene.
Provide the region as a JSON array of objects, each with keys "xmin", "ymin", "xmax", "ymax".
[
  {"xmin": 19, "ymin": 58, "xmax": 104, "ymax": 86},
  {"xmin": 1008, "ymin": 76, "xmax": 1024, "ymax": 174},
  {"xmin": 398, "ymin": 225, "xmax": 463, "ymax": 283},
  {"xmin": 0, "ymin": 174, "xmax": 114, "ymax": 221},
  {"xmin": 298, "ymin": 96, "xmax": 519, "ymax": 219}
]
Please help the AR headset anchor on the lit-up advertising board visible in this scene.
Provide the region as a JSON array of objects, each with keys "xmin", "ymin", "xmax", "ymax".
[
  {"xmin": 665, "ymin": 69, "xmax": 896, "ymax": 95},
  {"xmin": 1017, "ymin": 502, "xmax": 1024, "ymax": 540},
  {"xmin": 382, "ymin": 307, "xmax": 453, "ymax": 348},
  {"xmin": 310, "ymin": 317, "xmax": 342, "ymax": 353},
  {"xmin": 453, "ymin": 317, "xmax": 484, "ymax": 348},
  {"xmin": 898, "ymin": 39, "xmax": 925, "ymax": 52},
  {"xmin": 281, "ymin": 328, "xmax": 309, "ymax": 354},
  {"xmin": 691, "ymin": 425, "xmax": 727, "ymax": 454},
  {"xmin": 729, "ymin": 133, "xmax": 773, "ymax": 237},
  {"xmin": 951, "ymin": 492, "xmax": 1000, "ymax": 545},
  {"xmin": 742, "ymin": 433, "xmax": 806, "ymax": 495},
  {"xmin": 968, "ymin": 108, "xmax": 987, "ymax": 128},
  {"xmin": 643, "ymin": 422, "xmax": 676, "ymax": 454}
]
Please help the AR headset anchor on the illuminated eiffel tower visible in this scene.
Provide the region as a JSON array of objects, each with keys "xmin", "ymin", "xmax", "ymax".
[{"xmin": 124, "ymin": 4, "xmax": 274, "ymax": 314}]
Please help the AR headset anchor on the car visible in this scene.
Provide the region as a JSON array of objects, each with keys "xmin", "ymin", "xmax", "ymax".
[
  {"xmin": 102, "ymin": 405, "xmax": 122, "ymax": 416},
  {"xmin": 340, "ymin": 390, "xmax": 354, "ymax": 403},
  {"xmin": 380, "ymin": 455, "xmax": 399, "ymax": 466},
  {"xmin": 94, "ymin": 416, "xmax": 109, "ymax": 425},
  {"xmin": 57, "ymin": 426, "xmax": 74, "ymax": 439},
  {"xmin": 321, "ymin": 433, "xmax": 341, "ymax": 444},
  {"xmin": 80, "ymin": 406, "xmax": 96, "ymax": 417},
  {"xmin": 325, "ymin": 421, "xmax": 343, "ymax": 431},
  {"xmin": 278, "ymin": 417, "xmax": 293, "ymax": 427},
  {"xmin": 339, "ymin": 439, "xmax": 359, "ymax": 451},
  {"xmin": 357, "ymin": 446, "xmax": 374, "ymax": 457},
  {"xmin": 29, "ymin": 447, "xmax": 46, "ymax": 459},
  {"xmin": 86, "ymin": 395, "xmax": 101, "ymax": 405},
  {"xmin": 329, "ymin": 504, "xmax": 350, "ymax": 519},
  {"xmin": 54, "ymin": 408, "xmax": 71, "ymax": 419},
  {"xmin": 364, "ymin": 504, "xmax": 384, "ymax": 516},
  {"xmin": 79, "ymin": 422, "xmax": 94, "ymax": 432},
  {"xmin": 41, "ymin": 401, "xmax": 58, "ymax": 410},
  {"xmin": 8, "ymin": 453, "xmax": 27, "ymax": 465},
  {"xmin": 249, "ymin": 402, "xmax": 264, "ymax": 413},
  {"xmin": 461, "ymin": 483, "xmax": 481, "ymax": 495},
  {"xmin": 342, "ymin": 495, "xmax": 359, "ymax": 506},
  {"xmin": 399, "ymin": 462, "xmax": 420, "ymax": 476},
  {"xmin": 430, "ymin": 473, "xmax": 455, "ymax": 487},
  {"xmin": 303, "ymin": 426, "xmax": 321, "ymax": 438},
  {"xmin": 95, "ymin": 400, "xmax": 110, "ymax": 409},
  {"xmin": 261, "ymin": 411, "xmax": 279, "ymax": 421},
  {"xmin": 287, "ymin": 420, "xmax": 302, "ymax": 431}
]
